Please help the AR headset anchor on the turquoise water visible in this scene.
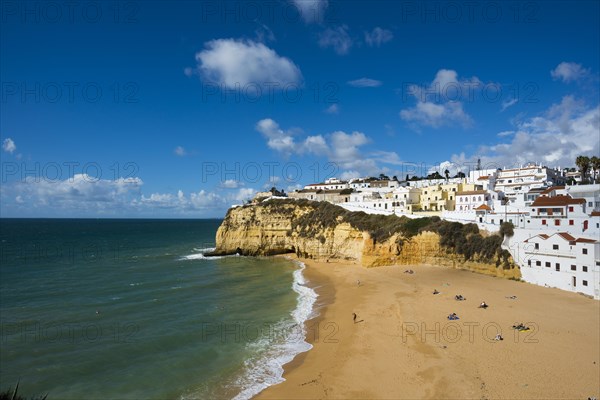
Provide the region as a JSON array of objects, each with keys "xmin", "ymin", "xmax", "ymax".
[{"xmin": 0, "ymin": 219, "xmax": 315, "ymax": 399}]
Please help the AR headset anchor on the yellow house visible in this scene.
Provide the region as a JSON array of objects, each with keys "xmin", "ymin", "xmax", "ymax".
[{"xmin": 418, "ymin": 183, "xmax": 479, "ymax": 211}]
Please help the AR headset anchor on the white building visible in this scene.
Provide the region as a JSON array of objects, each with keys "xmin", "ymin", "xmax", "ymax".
[
  {"xmin": 304, "ymin": 177, "xmax": 349, "ymax": 191},
  {"xmin": 495, "ymin": 164, "xmax": 565, "ymax": 203},
  {"xmin": 516, "ymin": 232, "xmax": 599, "ymax": 299},
  {"xmin": 455, "ymin": 190, "xmax": 500, "ymax": 212}
]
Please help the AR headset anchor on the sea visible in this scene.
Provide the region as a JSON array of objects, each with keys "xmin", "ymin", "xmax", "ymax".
[{"xmin": 0, "ymin": 219, "xmax": 317, "ymax": 399}]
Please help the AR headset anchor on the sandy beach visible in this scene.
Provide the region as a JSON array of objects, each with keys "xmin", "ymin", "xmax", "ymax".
[{"xmin": 258, "ymin": 258, "xmax": 600, "ymax": 399}]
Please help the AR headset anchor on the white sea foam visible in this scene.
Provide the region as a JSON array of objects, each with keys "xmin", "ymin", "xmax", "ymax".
[
  {"xmin": 179, "ymin": 248, "xmax": 240, "ymax": 261},
  {"xmin": 193, "ymin": 247, "xmax": 216, "ymax": 253},
  {"xmin": 231, "ymin": 259, "xmax": 318, "ymax": 400}
]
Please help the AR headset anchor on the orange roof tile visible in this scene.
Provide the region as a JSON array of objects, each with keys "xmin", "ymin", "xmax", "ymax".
[
  {"xmin": 475, "ymin": 204, "xmax": 492, "ymax": 211},
  {"xmin": 540, "ymin": 186, "xmax": 565, "ymax": 195},
  {"xmin": 531, "ymin": 195, "xmax": 585, "ymax": 207},
  {"xmin": 575, "ymin": 238, "xmax": 597, "ymax": 244},
  {"xmin": 557, "ymin": 232, "xmax": 576, "ymax": 241}
]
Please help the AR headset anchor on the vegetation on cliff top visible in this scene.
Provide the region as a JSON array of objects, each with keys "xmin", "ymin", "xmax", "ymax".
[{"xmin": 234, "ymin": 199, "xmax": 514, "ymax": 268}]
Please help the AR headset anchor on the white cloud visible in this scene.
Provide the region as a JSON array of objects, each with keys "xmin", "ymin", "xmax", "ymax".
[
  {"xmin": 2, "ymin": 138, "xmax": 16, "ymax": 153},
  {"xmin": 255, "ymin": 23, "xmax": 276, "ymax": 43},
  {"xmin": 497, "ymin": 130, "xmax": 515, "ymax": 137},
  {"xmin": 369, "ymin": 151, "xmax": 403, "ymax": 165},
  {"xmin": 551, "ymin": 62, "xmax": 590, "ymax": 83},
  {"xmin": 450, "ymin": 96, "xmax": 600, "ymax": 169},
  {"xmin": 324, "ymin": 103, "xmax": 339, "ymax": 114},
  {"xmin": 501, "ymin": 98, "xmax": 518, "ymax": 112},
  {"xmin": 233, "ymin": 188, "xmax": 257, "ymax": 202},
  {"xmin": 220, "ymin": 179, "xmax": 242, "ymax": 189},
  {"xmin": 174, "ymin": 146, "xmax": 187, "ymax": 156},
  {"xmin": 365, "ymin": 27, "xmax": 393, "ymax": 47},
  {"xmin": 302, "ymin": 135, "xmax": 329, "ymax": 155},
  {"xmin": 256, "ymin": 118, "xmax": 329, "ymax": 156},
  {"xmin": 196, "ymin": 39, "xmax": 302, "ymax": 89},
  {"xmin": 347, "ymin": 78, "xmax": 382, "ymax": 87},
  {"xmin": 427, "ymin": 160, "xmax": 462, "ymax": 176},
  {"xmin": 400, "ymin": 69, "xmax": 479, "ymax": 129},
  {"xmin": 14, "ymin": 174, "xmax": 143, "ymax": 210},
  {"xmin": 257, "ymin": 119, "xmax": 399, "ymax": 178},
  {"xmin": 339, "ymin": 170, "xmax": 362, "ymax": 181},
  {"xmin": 318, "ymin": 25, "xmax": 352, "ymax": 55},
  {"xmin": 256, "ymin": 118, "xmax": 297, "ymax": 155},
  {"xmin": 400, "ymin": 101, "xmax": 472, "ymax": 129},
  {"xmin": 291, "ymin": 0, "xmax": 328, "ymax": 23}
]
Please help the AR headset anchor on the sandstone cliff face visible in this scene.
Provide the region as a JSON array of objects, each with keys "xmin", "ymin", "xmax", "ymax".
[{"xmin": 212, "ymin": 201, "xmax": 520, "ymax": 279}]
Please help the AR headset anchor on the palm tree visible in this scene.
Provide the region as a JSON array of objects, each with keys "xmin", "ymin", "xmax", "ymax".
[
  {"xmin": 444, "ymin": 169, "xmax": 450, "ymax": 182},
  {"xmin": 591, "ymin": 156, "xmax": 600, "ymax": 183},
  {"xmin": 575, "ymin": 155, "xmax": 591, "ymax": 183}
]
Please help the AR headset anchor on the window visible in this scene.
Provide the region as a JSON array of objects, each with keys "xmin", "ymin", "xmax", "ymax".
[
  {"xmin": 536, "ymin": 261, "xmax": 541, "ymax": 266},
  {"xmin": 534, "ymin": 243, "xmax": 539, "ymax": 250},
  {"xmin": 589, "ymin": 202, "xmax": 593, "ymax": 207},
  {"xmin": 553, "ymin": 244, "xmax": 559, "ymax": 250},
  {"xmin": 554, "ymin": 219, "xmax": 560, "ymax": 226},
  {"xmin": 542, "ymin": 219, "xmax": 546, "ymax": 225},
  {"xmin": 545, "ymin": 262, "xmax": 551, "ymax": 268},
  {"xmin": 583, "ymin": 280, "xmax": 588, "ymax": 286},
  {"xmin": 528, "ymin": 260, "xmax": 531, "ymax": 266},
  {"xmin": 571, "ymin": 265, "xmax": 576, "ymax": 271},
  {"xmin": 569, "ymin": 220, "xmax": 574, "ymax": 226},
  {"xmin": 555, "ymin": 263, "xmax": 560, "ymax": 271},
  {"xmin": 583, "ymin": 266, "xmax": 588, "ymax": 272},
  {"xmin": 568, "ymin": 206, "xmax": 574, "ymax": 212},
  {"xmin": 583, "ymin": 248, "xmax": 588, "ymax": 255}
]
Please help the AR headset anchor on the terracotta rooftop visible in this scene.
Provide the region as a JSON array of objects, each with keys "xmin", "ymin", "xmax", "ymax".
[
  {"xmin": 557, "ymin": 232, "xmax": 576, "ymax": 241},
  {"xmin": 525, "ymin": 234, "xmax": 549, "ymax": 242},
  {"xmin": 540, "ymin": 186, "xmax": 565, "ymax": 195},
  {"xmin": 574, "ymin": 238, "xmax": 597, "ymax": 244},
  {"xmin": 475, "ymin": 204, "xmax": 492, "ymax": 211},
  {"xmin": 530, "ymin": 195, "xmax": 585, "ymax": 207},
  {"xmin": 524, "ymin": 232, "xmax": 597, "ymax": 244},
  {"xmin": 477, "ymin": 176, "xmax": 490, "ymax": 180},
  {"xmin": 590, "ymin": 211, "xmax": 600, "ymax": 217}
]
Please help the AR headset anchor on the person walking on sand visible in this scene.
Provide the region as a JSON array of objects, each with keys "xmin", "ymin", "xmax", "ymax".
[{"xmin": 353, "ymin": 312, "xmax": 357, "ymax": 323}]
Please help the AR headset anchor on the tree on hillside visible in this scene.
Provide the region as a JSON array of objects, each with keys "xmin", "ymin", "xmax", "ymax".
[
  {"xmin": 591, "ymin": 156, "xmax": 600, "ymax": 183},
  {"xmin": 454, "ymin": 171, "xmax": 466, "ymax": 179},
  {"xmin": 575, "ymin": 155, "xmax": 591, "ymax": 183}
]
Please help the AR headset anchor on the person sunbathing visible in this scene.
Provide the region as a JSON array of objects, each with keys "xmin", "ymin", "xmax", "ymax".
[
  {"xmin": 447, "ymin": 313, "xmax": 459, "ymax": 320},
  {"xmin": 512, "ymin": 323, "xmax": 529, "ymax": 331},
  {"xmin": 433, "ymin": 289, "xmax": 440, "ymax": 295},
  {"xmin": 455, "ymin": 294, "xmax": 466, "ymax": 301},
  {"xmin": 479, "ymin": 301, "xmax": 488, "ymax": 309},
  {"xmin": 494, "ymin": 334, "xmax": 503, "ymax": 341}
]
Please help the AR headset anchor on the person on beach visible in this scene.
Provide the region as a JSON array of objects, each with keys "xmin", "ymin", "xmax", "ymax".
[
  {"xmin": 479, "ymin": 301, "xmax": 488, "ymax": 309},
  {"xmin": 353, "ymin": 313, "xmax": 358, "ymax": 323},
  {"xmin": 494, "ymin": 334, "xmax": 504, "ymax": 341},
  {"xmin": 357, "ymin": 280, "xmax": 361, "ymax": 287},
  {"xmin": 433, "ymin": 289, "xmax": 440, "ymax": 295}
]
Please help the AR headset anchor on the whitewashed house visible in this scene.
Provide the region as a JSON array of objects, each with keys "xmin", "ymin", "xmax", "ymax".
[{"xmin": 518, "ymin": 232, "xmax": 599, "ymax": 299}]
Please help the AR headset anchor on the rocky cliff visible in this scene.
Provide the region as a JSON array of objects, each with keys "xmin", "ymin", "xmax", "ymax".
[{"xmin": 210, "ymin": 199, "xmax": 520, "ymax": 279}]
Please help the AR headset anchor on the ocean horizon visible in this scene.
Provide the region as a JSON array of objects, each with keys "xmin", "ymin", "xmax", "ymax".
[{"xmin": 0, "ymin": 218, "xmax": 316, "ymax": 399}]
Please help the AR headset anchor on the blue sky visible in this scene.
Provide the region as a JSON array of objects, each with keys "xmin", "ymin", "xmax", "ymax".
[{"xmin": 1, "ymin": 0, "xmax": 599, "ymax": 218}]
